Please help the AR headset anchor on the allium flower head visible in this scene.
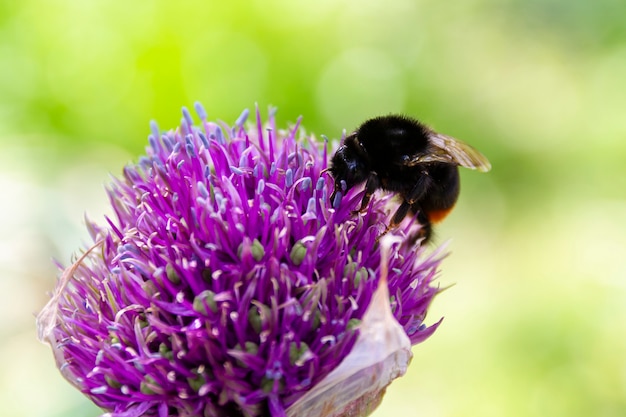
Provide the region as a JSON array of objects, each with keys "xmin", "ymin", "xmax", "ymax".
[{"xmin": 38, "ymin": 104, "xmax": 443, "ymax": 417}]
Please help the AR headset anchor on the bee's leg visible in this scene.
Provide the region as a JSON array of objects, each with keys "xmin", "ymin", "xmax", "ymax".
[
  {"xmin": 352, "ymin": 173, "xmax": 380, "ymax": 214},
  {"xmin": 403, "ymin": 175, "xmax": 433, "ymax": 244},
  {"xmin": 406, "ymin": 209, "xmax": 432, "ymax": 245},
  {"xmin": 382, "ymin": 204, "xmax": 432, "ymax": 246},
  {"xmin": 380, "ymin": 174, "xmax": 433, "ymax": 244},
  {"xmin": 405, "ymin": 172, "xmax": 432, "ymax": 205},
  {"xmin": 377, "ymin": 200, "xmax": 412, "ymax": 242},
  {"xmin": 390, "ymin": 200, "xmax": 412, "ymax": 229}
]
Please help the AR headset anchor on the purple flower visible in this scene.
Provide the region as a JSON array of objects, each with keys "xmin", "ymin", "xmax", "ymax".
[{"xmin": 38, "ymin": 104, "xmax": 443, "ymax": 417}]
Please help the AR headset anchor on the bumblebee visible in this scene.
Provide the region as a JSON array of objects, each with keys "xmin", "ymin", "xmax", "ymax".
[{"xmin": 329, "ymin": 115, "xmax": 491, "ymax": 242}]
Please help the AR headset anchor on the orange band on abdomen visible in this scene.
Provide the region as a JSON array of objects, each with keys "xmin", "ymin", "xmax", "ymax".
[{"xmin": 425, "ymin": 207, "xmax": 454, "ymax": 223}]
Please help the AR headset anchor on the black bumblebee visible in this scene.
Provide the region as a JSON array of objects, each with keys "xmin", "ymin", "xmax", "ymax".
[{"xmin": 329, "ymin": 115, "xmax": 491, "ymax": 243}]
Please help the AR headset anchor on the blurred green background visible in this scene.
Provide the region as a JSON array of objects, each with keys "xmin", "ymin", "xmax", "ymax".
[{"xmin": 2, "ymin": 0, "xmax": 625, "ymax": 416}]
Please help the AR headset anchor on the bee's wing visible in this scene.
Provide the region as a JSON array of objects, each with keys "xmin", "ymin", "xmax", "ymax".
[{"xmin": 407, "ymin": 132, "xmax": 491, "ymax": 172}]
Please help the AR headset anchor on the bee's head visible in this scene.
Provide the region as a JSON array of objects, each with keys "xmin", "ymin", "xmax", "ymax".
[{"xmin": 329, "ymin": 135, "xmax": 370, "ymax": 201}]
